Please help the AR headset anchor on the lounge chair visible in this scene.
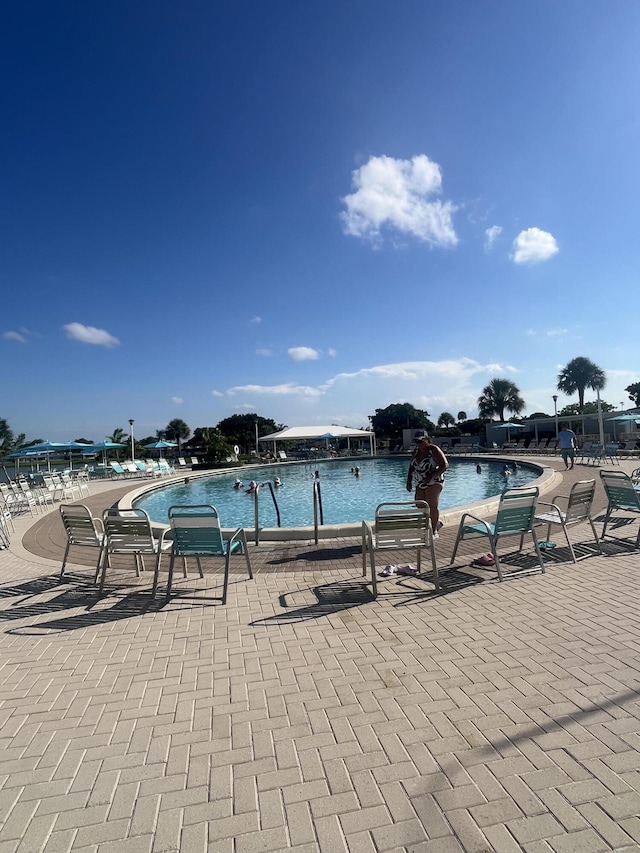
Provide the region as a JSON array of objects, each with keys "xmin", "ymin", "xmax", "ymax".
[
  {"xmin": 162, "ymin": 505, "xmax": 253, "ymax": 603},
  {"xmin": 361, "ymin": 501, "xmax": 438, "ymax": 598},
  {"xmin": 190, "ymin": 457, "xmax": 199, "ymax": 466},
  {"xmin": 177, "ymin": 457, "xmax": 188, "ymax": 470},
  {"xmin": 534, "ymin": 479, "xmax": 600, "ymax": 563},
  {"xmin": 450, "ymin": 486, "xmax": 545, "ymax": 581},
  {"xmin": 277, "ymin": 450, "xmax": 288, "ymax": 462}
]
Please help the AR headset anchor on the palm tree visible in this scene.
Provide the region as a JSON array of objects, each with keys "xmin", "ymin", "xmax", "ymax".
[
  {"xmin": 557, "ymin": 357, "xmax": 606, "ymax": 412},
  {"xmin": 108, "ymin": 427, "xmax": 126, "ymax": 444},
  {"xmin": 477, "ymin": 378, "xmax": 525, "ymax": 421},
  {"xmin": 457, "ymin": 411, "xmax": 467, "ymax": 423},
  {"xmin": 437, "ymin": 412, "xmax": 455, "ymax": 429},
  {"xmin": 165, "ymin": 419, "xmax": 191, "ymax": 455}
]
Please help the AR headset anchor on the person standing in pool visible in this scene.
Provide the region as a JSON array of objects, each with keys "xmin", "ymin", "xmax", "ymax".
[{"xmin": 406, "ymin": 431, "xmax": 448, "ymax": 535}]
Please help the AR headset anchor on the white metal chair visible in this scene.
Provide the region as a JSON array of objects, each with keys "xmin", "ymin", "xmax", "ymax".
[
  {"xmin": 450, "ymin": 486, "xmax": 545, "ymax": 581},
  {"xmin": 59, "ymin": 504, "xmax": 105, "ymax": 581},
  {"xmin": 534, "ymin": 479, "xmax": 600, "ymax": 563},
  {"xmin": 162, "ymin": 505, "xmax": 253, "ymax": 603},
  {"xmin": 361, "ymin": 501, "xmax": 438, "ymax": 598},
  {"xmin": 99, "ymin": 508, "xmax": 172, "ymax": 593}
]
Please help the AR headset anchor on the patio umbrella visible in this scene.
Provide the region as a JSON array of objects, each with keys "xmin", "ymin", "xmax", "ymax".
[
  {"xmin": 493, "ymin": 422, "xmax": 526, "ymax": 443},
  {"xmin": 80, "ymin": 440, "xmax": 126, "ymax": 467},
  {"xmin": 8, "ymin": 441, "xmax": 69, "ymax": 473},
  {"xmin": 143, "ymin": 439, "xmax": 177, "ymax": 460},
  {"xmin": 606, "ymin": 413, "xmax": 640, "ymax": 441}
]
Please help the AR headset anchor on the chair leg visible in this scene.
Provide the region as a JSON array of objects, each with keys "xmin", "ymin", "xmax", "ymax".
[
  {"xmin": 369, "ymin": 549, "xmax": 378, "ymax": 599},
  {"xmin": 195, "ymin": 556, "xmax": 204, "ymax": 579},
  {"xmin": 165, "ymin": 552, "xmax": 176, "ymax": 600},
  {"xmin": 450, "ymin": 529, "xmax": 463, "ymax": 564},
  {"xmin": 98, "ymin": 549, "xmax": 109, "ymax": 593},
  {"xmin": 182, "ymin": 556, "xmax": 188, "ymax": 578},
  {"xmin": 531, "ymin": 530, "xmax": 546, "ymax": 573},
  {"xmin": 60, "ymin": 542, "xmax": 71, "ymax": 581},
  {"xmin": 428, "ymin": 537, "xmax": 439, "ymax": 591},
  {"xmin": 562, "ymin": 525, "xmax": 577, "ymax": 563},
  {"xmin": 242, "ymin": 534, "xmax": 253, "ymax": 580},
  {"xmin": 588, "ymin": 518, "xmax": 602, "ymax": 554},
  {"xmin": 222, "ymin": 552, "xmax": 231, "ymax": 604},
  {"xmin": 601, "ymin": 507, "xmax": 612, "ymax": 539},
  {"xmin": 490, "ymin": 540, "xmax": 504, "ymax": 582}
]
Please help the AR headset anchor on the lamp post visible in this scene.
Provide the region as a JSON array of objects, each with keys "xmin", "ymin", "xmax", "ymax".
[
  {"xmin": 552, "ymin": 395, "xmax": 559, "ymax": 438},
  {"xmin": 596, "ymin": 388, "xmax": 605, "ymax": 447},
  {"xmin": 128, "ymin": 419, "xmax": 135, "ymax": 462},
  {"xmin": 255, "ymin": 420, "xmax": 259, "ymax": 457}
]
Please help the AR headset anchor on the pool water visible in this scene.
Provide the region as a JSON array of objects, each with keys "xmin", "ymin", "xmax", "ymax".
[{"xmin": 136, "ymin": 457, "xmax": 539, "ymax": 529}]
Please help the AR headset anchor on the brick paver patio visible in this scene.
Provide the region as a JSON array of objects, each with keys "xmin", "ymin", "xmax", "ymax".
[{"xmin": 2, "ymin": 456, "xmax": 640, "ymax": 852}]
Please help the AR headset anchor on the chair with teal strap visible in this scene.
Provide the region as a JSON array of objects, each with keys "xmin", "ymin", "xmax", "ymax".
[
  {"xmin": 450, "ymin": 486, "xmax": 545, "ymax": 580},
  {"xmin": 600, "ymin": 470, "xmax": 640, "ymax": 548},
  {"xmin": 162, "ymin": 505, "xmax": 253, "ymax": 603}
]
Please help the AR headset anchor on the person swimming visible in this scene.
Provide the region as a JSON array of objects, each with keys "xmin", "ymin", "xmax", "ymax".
[
  {"xmin": 233, "ymin": 479, "xmax": 243, "ymax": 490},
  {"xmin": 246, "ymin": 479, "xmax": 257, "ymax": 493},
  {"xmin": 274, "ymin": 477, "xmax": 281, "ymax": 487},
  {"xmin": 476, "ymin": 464, "xmax": 482, "ymax": 474}
]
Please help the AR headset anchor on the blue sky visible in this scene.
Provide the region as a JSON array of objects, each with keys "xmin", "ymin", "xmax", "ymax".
[{"xmin": 2, "ymin": 1, "xmax": 639, "ymax": 443}]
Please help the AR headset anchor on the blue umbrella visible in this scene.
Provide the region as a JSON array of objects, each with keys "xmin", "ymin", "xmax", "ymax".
[{"xmin": 143, "ymin": 439, "xmax": 177, "ymax": 460}]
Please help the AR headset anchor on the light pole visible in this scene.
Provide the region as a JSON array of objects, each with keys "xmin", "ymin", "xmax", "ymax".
[
  {"xmin": 552, "ymin": 395, "xmax": 559, "ymax": 438},
  {"xmin": 255, "ymin": 420, "xmax": 259, "ymax": 457},
  {"xmin": 128, "ymin": 419, "xmax": 135, "ymax": 462}
]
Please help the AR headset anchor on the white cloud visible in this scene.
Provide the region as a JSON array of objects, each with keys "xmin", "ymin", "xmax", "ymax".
[
  {"xmin": 511, "ymin": 228, "xmax": 559, "ymax": 264},
  {"xmin": 211, "ymin": 390, "xmax": 224, "ymax": 397},
  {"xmin": 288, "ymin": 346, "xmax": 320, "ymax": 362},
  {"xmin": 484, "ymin": 225, "xmax": 502, "ymax": 251},
  {"xmin": 256, "ymin": 348, "xmax": 272, "ymax": 357},
  {"xmin": 341, "ymin": 154, "xmax": 458, "ymax": 247},
  {"xmin": 327, "ymin": 348, "xmax": 337, "ymax": 357},
  {"xmin": 250, "ymin": 316, "xmax": 262, "ymax": 324},
  {"xmin": 3, "ymin": 331, "xmax": 27, "ymax": 343},
  {"xmin": 171, "ymin": 397, "xmax": 184, "ymax": 405},
  {"xmin": 227, "ymin": 383, "xmax": 322, "ymax": 398},
  {"xmin": 63, "ymin": 323, "xmax": 120, "ymax": 348}
]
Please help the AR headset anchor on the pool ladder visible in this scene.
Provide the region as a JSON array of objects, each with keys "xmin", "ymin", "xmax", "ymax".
[{"xmin": 250, "ymin": 479, "xmax": 324, "ymax": 545}]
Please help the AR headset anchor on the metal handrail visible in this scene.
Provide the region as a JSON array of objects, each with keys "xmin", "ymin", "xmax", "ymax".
[
  {"xmin": 313, "ymin": 479, "xmax": 324, "ymax": 544},
  {"xmin": 252, "ymin": 480, "xmax": 281, "ymax": 545}
]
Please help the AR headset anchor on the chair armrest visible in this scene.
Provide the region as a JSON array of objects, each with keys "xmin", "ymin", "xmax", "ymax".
[
  {"xmin": 550, "ymin": 494, "xmax": 569, "ymax": 504},
  {"xmin": 459, "ymin": 512, "xmax": 490, "ymax": 531},
  {"xmin": 228, "ymin": 527, "xmax": 246, "ymax": 546},
  {"xmin": 536, "ymin": 501, "xmax": 562, "ymax": 516},
  {"xmin": 361, "ymin": 520, "xmax": 373, "ymax": 544},
  {"xmin": 93, "ymin": 518, "xmax": 105, "ymax": 534}
]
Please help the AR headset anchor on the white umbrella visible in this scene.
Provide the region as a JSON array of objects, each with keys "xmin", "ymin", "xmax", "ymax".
[{"xmin": 493, "ymin": 422, "xmax": 526, "ymax": 443}]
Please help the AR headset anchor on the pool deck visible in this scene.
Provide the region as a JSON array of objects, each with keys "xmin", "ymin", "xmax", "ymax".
[{"xmin": 2, "ymin": 455, "xmax": 640, "ymax": 852}]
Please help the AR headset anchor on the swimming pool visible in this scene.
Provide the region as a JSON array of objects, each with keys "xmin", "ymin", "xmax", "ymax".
[{"xmin": 135, "ymin": 457, "xmax": 540, "ymax": 530}]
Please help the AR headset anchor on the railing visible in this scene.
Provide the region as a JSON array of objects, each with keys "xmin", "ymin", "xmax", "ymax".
[
  {"xmin": 313, "ymin": 479, "xmax": 324, "ymax": 544},
  {"xmin": 252, "ymin": 481, "xmax": 281, "ymax": 545}
]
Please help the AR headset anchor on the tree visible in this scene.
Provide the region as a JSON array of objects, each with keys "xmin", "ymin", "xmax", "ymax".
[
  {"xmin": 457, "ymin": 411, "xmax": 467, "ymax": 422},
  {"xmin": 437, "ymin": 412, "xmax": 455, "ymax": 429},
  {"xmin": 625, "ymin": 382, "xmax": 640, "ymax": 407},
  {"xmin": 557, "ymin": 356, "xmax": 606, "ymax": 412},
  {"xmin": 477, "ymin": 379, "xmax": 525, "ymax": 421},
  {"xmin": 525, "ymin": 412, "xmax": 551, "ymax": 420},
  {"xmin": 165, "ymin": 419, "xmax": 191, "ymax": 454},
  {"xmin": 108, "ymin": 427, "xmax": 126, "ymax": 444},
  {"xmin": 217, "ymin": 414, "xmax": 280, "ymax": 453},
  {"xmin": 370, "ymin": 403, "xmax": 434, "ymax": 443},
  {"xmin": 0, "ymin": 419, "xmax": 14, "ymax": 455},
  {"xmin": 559, "ymin": 401, "xmax": 615, "ymax": 416}
]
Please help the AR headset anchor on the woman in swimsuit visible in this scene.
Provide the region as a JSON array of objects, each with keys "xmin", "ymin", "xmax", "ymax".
[{"xmin": 406, "ymin": 431, "xmax": 448, "ymax": 535}]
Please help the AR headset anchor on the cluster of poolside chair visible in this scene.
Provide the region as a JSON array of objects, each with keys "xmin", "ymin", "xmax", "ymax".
[
  {"xmin": 0, "ymin": 470, "xmax": 91, "ymax": 549},
  {"xmin": 105, "ymin": 457, "xmax": 200, "ymax": 479}
]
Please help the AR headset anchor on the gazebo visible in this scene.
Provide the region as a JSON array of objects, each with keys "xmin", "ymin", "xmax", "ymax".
[{"xmin": 257, "ymin": 425, "xmax": 376, "ymax": 457}]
